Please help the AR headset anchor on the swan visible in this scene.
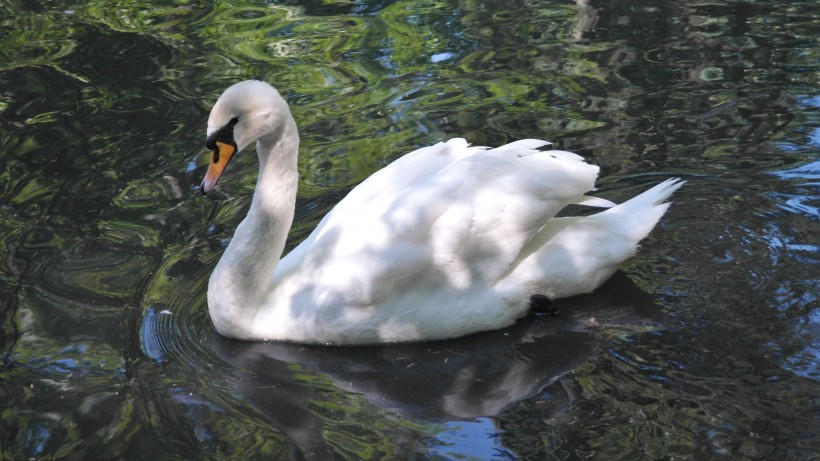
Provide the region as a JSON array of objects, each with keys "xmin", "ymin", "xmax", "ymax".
[{"xmin": 200, "ymin": 80, "xmax": 683, "ymax": 344}]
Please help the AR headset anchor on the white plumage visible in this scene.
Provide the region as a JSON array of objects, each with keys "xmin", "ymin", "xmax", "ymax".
[{"xmin": 200, "ymin": 80, "xmax": 683, "ymax": 344}]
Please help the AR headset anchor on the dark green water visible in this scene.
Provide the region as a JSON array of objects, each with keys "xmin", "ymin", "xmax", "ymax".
[{"xmin": 1, "ymin": 0, "xmax": 817, "ymax": 459}]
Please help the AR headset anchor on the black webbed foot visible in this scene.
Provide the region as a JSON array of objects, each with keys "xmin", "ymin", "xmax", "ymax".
[{"xmin": 528, "ymin": 294, "xmax": 558, "ymax": 316}]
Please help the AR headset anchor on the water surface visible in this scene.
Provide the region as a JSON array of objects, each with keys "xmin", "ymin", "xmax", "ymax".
[{"xmin": 0, "ymin": 0, "xmax": 817, "ymax": 459}]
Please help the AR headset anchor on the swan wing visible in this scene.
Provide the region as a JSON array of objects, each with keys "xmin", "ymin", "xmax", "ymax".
[
  {"xmin": 277, "ymin": 138, "xmax": 604, "ymax": 308},
  {"xmin": 275, "ymin": 138, "xmax": 479, "ymax": 277}
]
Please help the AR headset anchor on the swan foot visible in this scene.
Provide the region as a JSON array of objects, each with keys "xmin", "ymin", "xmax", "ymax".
[{"xmin": 528, "ymin": 294, "xmax": 558, "ymax": 316}]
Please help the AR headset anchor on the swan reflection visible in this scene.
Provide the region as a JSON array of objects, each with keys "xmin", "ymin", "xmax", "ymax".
[{"xmin": 208, "ymin": 271, "xmax": 662, "ymax": 421}]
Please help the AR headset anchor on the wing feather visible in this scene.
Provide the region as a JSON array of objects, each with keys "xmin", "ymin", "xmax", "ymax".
[{"xmin": 278, "ymin": 138, "xmax": 603, "ymax": 306}]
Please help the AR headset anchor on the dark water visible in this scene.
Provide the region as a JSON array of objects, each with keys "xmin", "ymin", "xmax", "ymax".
[{"xmin": 1, "ymin": 0, "xmax": 817, "ymax": 459}]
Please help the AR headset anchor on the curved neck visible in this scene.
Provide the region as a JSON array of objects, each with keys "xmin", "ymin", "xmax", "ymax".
[{"xmin": 211, "ymin": 116, "xmax": 299, "ymax": 315}]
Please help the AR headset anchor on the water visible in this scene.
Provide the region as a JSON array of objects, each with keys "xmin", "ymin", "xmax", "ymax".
[{"xmin": 1, "ymin": 0, "xmax": 817, "ymax": 459}]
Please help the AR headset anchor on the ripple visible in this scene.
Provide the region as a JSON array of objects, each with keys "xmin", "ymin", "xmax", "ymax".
[{"xmin": 41, "ymin": 240, "xmax": 156, "ymax": 304}]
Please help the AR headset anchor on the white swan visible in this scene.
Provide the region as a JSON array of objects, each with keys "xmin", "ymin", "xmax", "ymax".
[{"xmin": 200, "ymin": 80, "xmax": 683, "ymax": 344}]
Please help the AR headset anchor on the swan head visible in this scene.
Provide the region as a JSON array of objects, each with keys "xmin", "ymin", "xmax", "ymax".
[{"xmin": 201, "ymin": 80, "xmax": 291, "ymax": 195}]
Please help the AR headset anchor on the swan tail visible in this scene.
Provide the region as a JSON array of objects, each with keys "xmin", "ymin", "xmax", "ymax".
[
  {"xmin": 500, "ymin": 178, "xmax": 683, "ymax": 300},
  {"xmin": 597, "ymin": 178, "xmax": 685, "ymax": 244},
  {"xmin": 572, "ymin": 195, "xmax": 616, "ymax": 208}
]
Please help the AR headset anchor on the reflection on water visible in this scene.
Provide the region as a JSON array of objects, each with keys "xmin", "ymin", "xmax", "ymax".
[
  {"xmin": 0, "ymin": 0, "xmax": 817, "ymax": 459},
  {"xmin": 204, "ymin": 273, "xmax": 657, "ymax": 419}
]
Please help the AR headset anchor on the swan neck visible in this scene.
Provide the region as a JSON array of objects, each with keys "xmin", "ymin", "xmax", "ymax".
[
  {"xmin": 253, "ymin": 117, "xmax": 299, "ymax": 220},
  {"xmin": 211, "ymin": 116, "xmax": 299, "ymax": 326}
]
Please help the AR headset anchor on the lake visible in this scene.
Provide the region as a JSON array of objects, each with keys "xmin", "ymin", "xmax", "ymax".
[{"xmin": 0, "ymin": 0, "xmax": 817, "ymax": 459}]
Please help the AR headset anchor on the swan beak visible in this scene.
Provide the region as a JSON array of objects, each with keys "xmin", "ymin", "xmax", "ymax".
[{"xmin": 201, "ymin": 141, "xmax": 236, "ymax": 195}]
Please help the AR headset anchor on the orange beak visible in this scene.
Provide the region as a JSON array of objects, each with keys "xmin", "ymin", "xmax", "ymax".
[{"xmin": 201, "ymin": 141, "xmax": 236, "ymax": 195}]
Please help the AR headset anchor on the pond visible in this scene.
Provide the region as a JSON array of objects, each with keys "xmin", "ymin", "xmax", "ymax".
[{"xmin": 1, "ymin": 0, "xmax": 817, "ymax": 459}]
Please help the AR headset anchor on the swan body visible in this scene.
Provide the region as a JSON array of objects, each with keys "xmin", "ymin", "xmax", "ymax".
[{"xmin": 201, "ymin": 80, "xmax": 683, "ymax": 344}]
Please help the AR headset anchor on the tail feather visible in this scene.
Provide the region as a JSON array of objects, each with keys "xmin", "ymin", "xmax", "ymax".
[
  {"xmin": 573, "ymin": 195, "xmax": 616, "ymax": 208},
  {"xmin": 599, "ymin": 178, "xmax": 685, "ymax": 243},
  {"xmin": 501, "ymin": 178, "xmax": 684, "ymax": 300}
]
